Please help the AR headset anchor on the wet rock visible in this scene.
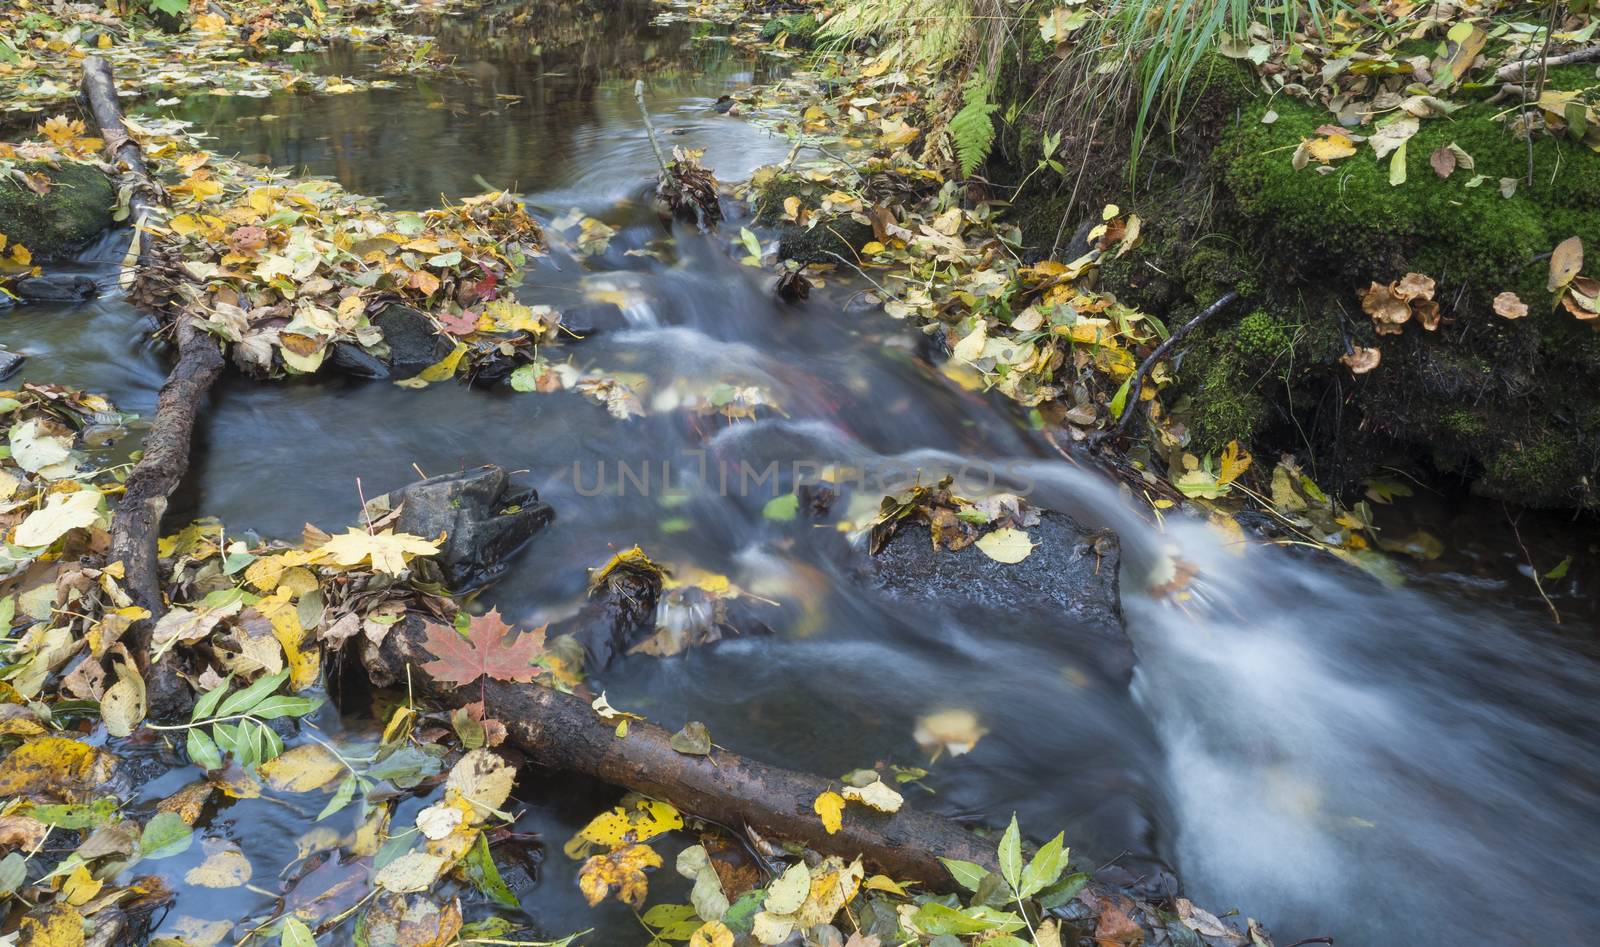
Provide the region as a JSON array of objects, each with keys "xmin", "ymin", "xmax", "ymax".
[
  {"xmin": 864, "ymin": 510, "xmax": 1132, "ymax": 682},
  {"xmin": 561, "ymin": 300, "xmax": 629, "ymax": 340},
  {"xmin": 0, "ymin": 349, "xmax": 23, "ymax": 381},
  {"xmin": 0, "ymin": 162, "xmax": 117, "ymax": 260},
  {"xmin": 15, "ymin": 273, "xmax": 98, "ymax": 304},
  {"xmin": 369, "ymin": 465, "xmax": 553, "ymax": 589},
  {"xmin": 327, "ymin": 341, "xmax": 390, "ymax": 379},
  {"xmin": 752, "ymin": 171, "xmax": 874, "ymax": 266},
  {"xmin": 372, "ymin": 304, "xmax": 452, "ymax": 379}
]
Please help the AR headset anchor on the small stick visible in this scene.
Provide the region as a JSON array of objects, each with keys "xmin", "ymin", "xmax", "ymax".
[
  {"xmin": 1089, "ymin": 289, "xmax": 1240, "ymax": 449},
  {"xmin": 633, "ymin": 79, "xmax": 671, "ymax": 177}
]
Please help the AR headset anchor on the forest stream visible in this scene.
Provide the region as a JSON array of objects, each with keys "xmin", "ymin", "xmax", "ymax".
[{"xmin": 4, "ymin": 2, "xmax": 1600, "ymax": 945}]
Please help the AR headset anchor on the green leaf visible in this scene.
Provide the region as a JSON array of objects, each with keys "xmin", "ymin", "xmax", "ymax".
[
  {"xmin": 249, "ymin": 695, "xmax": 323, "ymax": 720},
  {"xmin": 26, "ymin": 799, "xmax": 118, "ymax": 830},
  {"xmin": 1107, "ymin": 377, "xmax": 1132, "ymax": 422},
  {"xmin": 997, "ymin": 813, "xmax": 1022, "ymax": 892},
  {"xmin": 187, "ymin": 728, "xmax": 223, "ymax": 772},
  {"xmin": 316, "ymin": 775, "xmax": 358, "ymax": 822},
  {"xmin": 191, "ymin": 676, "xmax": 232, "ymax": 722},
  {"xmin": 148, "ymin": 0, "xmax": 188, "ymax": 15},
  {"xmin": 280, "ymin": 917, "xmax": 316, "ymax": 947},
  {"xmin": 950, "ymin": 77, "xmax": 999, "ymax": 177},
  {"xmin": 762, "ymin": 493, "xmax": 799, "ymax": 522},
  {"xmin": 217, "ymin": 669, "xmax": 290, "ymax": 718},
  {"xmin": 939, "ymin": 857, "xmax": 989, "ymax": 892},
  {"xmin": 1018, "ymin": 831, "xmax": 1067, "ymax": 898},
  {"xmin": 1034, "ymin": 871, "xmax": 1090, "ymax": 909},
  {"xmin": 463, "ymin": 833, "xmax": 520, "ymax": 908},
  {"xmin": 912, "ymin": 902, "xmax": 1021, "ymax": 936},
  {"xmin": 1389, "ymin": 139, "xmax": 1408, "ymax": 187},
  {"xmin": 139, "ymin": 811, "xmax": 194, "ymax": 860},
  {"xmin": 1546, "ymin": 556, "xmax": 1572, "ymax": 580},
  {"xmin": 739, "ymin": 227, "xmax": 762, "ymax": 260}
]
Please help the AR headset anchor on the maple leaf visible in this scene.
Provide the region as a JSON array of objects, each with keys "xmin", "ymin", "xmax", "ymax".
[
  {"xmin": 578, "ymin": 842, "xmax": 661, "ymax": 907},
  {"xmin": 314, "ymin": 528, "xmax": 440, "ymax": 576},
  {"xmin": 419, "ymin": 611, "xmax": 545, "ymax": 686}
]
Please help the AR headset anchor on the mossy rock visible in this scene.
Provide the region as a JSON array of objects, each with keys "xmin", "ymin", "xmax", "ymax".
[
  {"xmin": 1221, "ymin": 84, "xmax": 1600, "ymax": 299},
  {"xmin": 0, "ymin": 162, "xmax": 117, "ymax": 261},
  {"xmin": 751, "ymin": 171, "xmax": 873, "ymax": 265}
]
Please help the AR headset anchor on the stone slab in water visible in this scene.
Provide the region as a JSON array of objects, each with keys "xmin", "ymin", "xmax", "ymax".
[
  {"xmin": 370, "ymin": 464, "xmax": 553, "ymax": 589},
  {"xmin": 865, "ymin": 510, "xmax": 1132, "ymax": 682}
]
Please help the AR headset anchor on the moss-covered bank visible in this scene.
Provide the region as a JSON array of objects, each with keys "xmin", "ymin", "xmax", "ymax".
[
  {"xmin": 0, "ymin": 161, "xmax": 117, "ymax": 260},
  {"xmin": 1001, "ymin": 59, "xmax": 1600, "ymax": 509}
]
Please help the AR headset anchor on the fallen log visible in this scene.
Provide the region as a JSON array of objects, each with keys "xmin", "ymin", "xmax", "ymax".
[
  {"xmin": 82, "ymin": 56, "xmax": 226, "ymax": 718},
  {"xmin": 81, "ymin": 56, "xmax": 163, "ymax": 270},
  {"xmin": 366, "ymin": 615, "xmax": 995, "ymax": 884}
]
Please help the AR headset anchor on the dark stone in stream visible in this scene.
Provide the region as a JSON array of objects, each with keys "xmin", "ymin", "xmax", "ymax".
[
  {"xmin": 15, "ymin": 273, "xmax": 99, "ymax": 304},
  {"xmin": 864, "ymin": 510, "xmax": 1133, "ymax": 682},
  {"xmin": 0, "ymin": 349, "xmax": 23, "ymax": 381},
  {"xmin": 327, "ymin": 341, "xmax": 390, "ymax": 379},
  {"xmin": 371, "ymin": 465, "xmax": 553, "ymax": 589},
  {"xmin": 561, "ymin": 301, "xmax": 629, "ymax": 339},
  {"xmin": 372, "ymin": 304, "xmax": 452, "ymax": 379}
]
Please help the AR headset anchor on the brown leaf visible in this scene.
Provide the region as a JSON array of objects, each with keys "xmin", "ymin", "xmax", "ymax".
[
  {"xmin": 1092, "ymin": 893, "xmax": 1144, "ymax": 946},
  {"xmin": 1492, "ymin": 291, "xmax": 1529, "ymax": 319},
  {"xmin": 1548, "ymin": 236, "xmax": 1583, "ymax": 292},
  {"xmin": 578, "ymin": 842, "xmax": 662, "ymax": 907},
  {"xmin": 1429, "ymin": 145, "xmax": 1456, "ymax": 178},
  {"xmin": 419, "ymin": 610, "xmax": 546, "ymax": 686}
]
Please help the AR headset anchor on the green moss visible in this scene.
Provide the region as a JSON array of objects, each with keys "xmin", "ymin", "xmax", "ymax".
[
  {"xmin": 752, "ymin": 172, "xmax": 873, "ymax": 264},
  {"xmin": 1441, "ymin": 407, "xmax": 1487, "ymax": 439},
  {"xmin": 1222, "ymin": 89, "xmax": 1600, "ymax": 298},
  {"xmin": 759, "ymin": 14, "xmax": 819, "ymax": 48},
  {"xmin": 0, "ymin": 162, "xmax": 116, "ymax": 260},
  {"xmin": 1482, "ymin": 427, "xmax": 1589, "ymax": 507}
]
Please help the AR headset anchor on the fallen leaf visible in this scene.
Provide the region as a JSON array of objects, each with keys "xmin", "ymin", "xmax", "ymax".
[
  {"xmin": 975, "ymin": 527, "xmax": 1035, "ymax": 563},
  {"xmin": 314, "ymin": 527, "xmax": 439, "ymax": 576},
  {"xmin": 669, "ymin": 721, "xmax": 712, "ymax": 756},
  {"xmin": 184, "ymin": 841, "xmax": 252, "ymax": 888},
  {"xmin": 913, "ymin": 709, "xmax": 987, "ymax": 758},
  {"xmin": 259, "ymin": 743, "xmax": 345, "ymax": 793},
  {"xmin": 814, "ymin": 790, "xmax": 845, "ymax": 834},
  {"xmin": 13, "ymin": 489, "xmax": 101, "ymax": 547},
  {"xmin": 375, "ymin": 851, "xmax": 449, "ymax": 893},
  {"xmin": 1549, "ymin": 236, "xmax": 1583, "ymax": 293},
  {"xmin": 418, "ymin": 611, "xmax": 545, "ymax": 686},
  {"xmin": 578, "ymin": 843, "xmax": 661, "ymax": 907},
  {"xmin": 841, "ymin": 780, "xmax": 903, "ymax": 813}
]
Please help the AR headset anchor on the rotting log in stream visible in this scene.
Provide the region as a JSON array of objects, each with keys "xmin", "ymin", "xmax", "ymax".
[
  {"xmin": 83, "ymin": 56, "xmax": 226, "ymax": 718},
  {"xmin": 366, "ymin": 614, "xmax": 998, "ymax": 885}
]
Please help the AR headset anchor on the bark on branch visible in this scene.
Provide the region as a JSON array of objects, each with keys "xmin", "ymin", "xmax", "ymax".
[
  {"xmin": 369, "ymin": 616, "xmax": 996, "ymax": 885},
  {"xmin": 83, "ymin": 56, "xmax": 225, "ymax": 718},
  {"xmin": 1495, "ymin": 44, "xmax": 1600, "ymax": 82}
]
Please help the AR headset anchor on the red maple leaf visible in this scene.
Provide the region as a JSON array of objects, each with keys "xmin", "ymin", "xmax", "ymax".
[{"xmin": 419, "ymin": 610, "xmax": 546, "ymax": 686}]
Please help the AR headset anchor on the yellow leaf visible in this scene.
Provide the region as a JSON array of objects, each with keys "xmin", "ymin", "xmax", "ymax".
[
  {"xmin": 313, "ymin": 527, "xmax": 440, "ymax": 576},
  {"xmin": 14, "ymin": 488, "xmax": 101, "ymax": 548},
  {"xmin": 689, "ymin": 920, "xmax": 734, "ymax": 947},
  {"xmin": 863, "ymin": 873, "xmax": 907, "ymax": 895},
  {"xmin": 841, "ymin": 779, "xmax": 903, "ymax": 813},
  {"xmin": 258, "ymin": 743, "xmax": 344, "ymax": 792},
  {"xmin": 193, "ymin": 13, "xmax": 227, "ymax": 34},
  {"xmin": 97, "ymin": 33, "xmax": 112, "ymax": 49},
  {"xmin": 374, "ymin": 851, "xmax": 448, "ymax": 893},
  {"xmin": 813, "ymin": 790, "xmax": 845, "ymax": 834},
  {"xmin": 578, "ymin": 842, "xmax": 661, "ymax": 907},
  {"xmin": 184, "ymin": 845, "xmax": 252, "ymax": 888},
  {"xmin": 11, "ymin": 243, "xmax": 33, "ymax": 266},
  {"xmin": 1304, "ymin": 134, "xmax": 1357, "ymax": 163},
  {"xmin": 60, "ymin": 865, "xmax": 103, "ymax": 906},
  {"xmin": 1549, "ymin": 236, "xmax": 1583, "ymax": 293},
  {"xmin": 18, "ymin": 904, "xmax": 85, "ymax": 947},
  {"xmin": 1216, "ymin": 439, "xmax": 1252, "ymax": 486},
  {"xmin": 974, "ymin": 527, "xmax": 1035, "ymax": 563}
]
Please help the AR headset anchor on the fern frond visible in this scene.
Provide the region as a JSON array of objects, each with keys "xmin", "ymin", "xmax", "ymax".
[{"xmin": 949, "ymin": 77, "xmax": 998, "ymax": 178}]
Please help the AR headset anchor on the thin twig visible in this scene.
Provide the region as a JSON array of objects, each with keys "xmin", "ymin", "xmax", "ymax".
[
  {"xmin": 1504, "ymin": 502, "xmax": 1560, "ymax": 624},
  {"xmin": 1089, "ymin": 289, "xmax": 1240, "ymax": 449}
]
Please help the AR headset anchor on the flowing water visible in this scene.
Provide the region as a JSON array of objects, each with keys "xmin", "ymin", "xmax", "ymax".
[{"xmin": 6, "ymin": 2, "xmax": 1599, "ymax": 943}]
